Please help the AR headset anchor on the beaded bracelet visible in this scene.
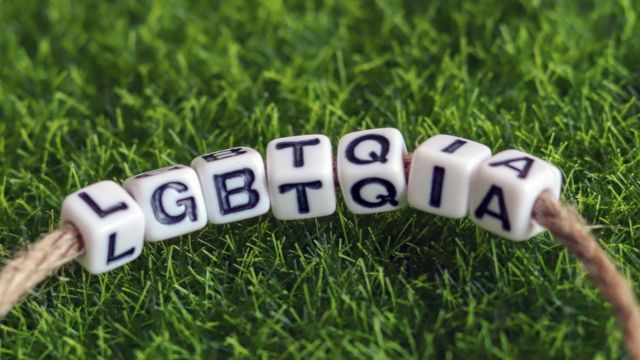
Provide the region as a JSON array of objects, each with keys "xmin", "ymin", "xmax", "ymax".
[{"xmin": 1, "ymin": 128, "xmax": 639, "ymax": 358}]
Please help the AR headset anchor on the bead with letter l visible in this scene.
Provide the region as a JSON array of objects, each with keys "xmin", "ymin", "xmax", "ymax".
[{"xmin": 60, "ymin": 180, "xmax": 145, "ymax": 274}]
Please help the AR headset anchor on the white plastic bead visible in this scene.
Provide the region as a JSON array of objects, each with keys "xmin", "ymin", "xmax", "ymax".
[
  {"xmin": 408, "ymin": 135, "xmax": 492, "ymax": 218},
  {"xmin": 337, "ymin": 128, "xmax": 407, "ymax": 214},
  {"xmin": 60, "ymin": 180, "xmax": 145, "ymax": 274},
  {"xmin": 266, "ymin": 134, "xmax": 336, "ymax": 220},
  {"xmin": 191, "ymin": 147, "xmax": 270, "ymax": 224},
  {"xmin": 123, "ymin": 165, "xmax": 208, "ymax": 242},
  {"xmin": 469, "ymin": 149, "xmax": 562, "ymax": 241}
]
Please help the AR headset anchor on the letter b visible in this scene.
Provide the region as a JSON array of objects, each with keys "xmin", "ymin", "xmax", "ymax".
[{"xmin": 192, "ymin": 147, "xmax": 271, "ymax": 224}]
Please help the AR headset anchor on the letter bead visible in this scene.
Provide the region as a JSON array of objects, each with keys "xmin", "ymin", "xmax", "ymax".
[
  {"xmin": 408, "ymin": 135, "xmax": 491, "ymax": 218},
  {"xmin": 337, "ymin": 128, "xmax": 408, "ymax": 214},
  {"xmin": 469, "ymin": 149, "xmax": 563, "ymax": 241},
  {"xmin": 123, "ymin": 165, "xmax": 208, "ymax": 241},
  {"xmin": 266, "ymin": 134, "xmax": 336, "ymax": 220},
  {"xmin": 60, "ymin": 180, "xmax": 145, "ymax": 274},
  {"xmin": 191, "ymin": 147, "xmax": 270, "ymax": 224}
]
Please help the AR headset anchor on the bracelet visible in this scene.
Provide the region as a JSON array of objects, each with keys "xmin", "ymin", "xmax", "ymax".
[
  {"xmin": 0, "ymin": 128, "xmax": 639, "ymax": 358},
  {"xmin": 63, "ymin": 128, "xmax": 561, "ymax": 273}
]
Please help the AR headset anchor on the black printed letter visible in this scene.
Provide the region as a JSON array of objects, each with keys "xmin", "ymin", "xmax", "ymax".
[
  {"xmin": 278, "ymin": 181, "xmax": 323, "ymax": 214},
  {"xmin": 350, "ymin": 177, "xmax": 399, "ymax": 208},
  {"xmin": 151, "ymin": 182, "xmax": 198, "ymax": 224},
  {"xmin": 473, "ymin": 185, "xmax": 511, "ymax": 231},
  {"xmin": 345, "ymin": 134, "xmax": 390, "ymax": 164},
  {"xmin": 429, "ymin": 166, "xmax": 446, "ymax": 208},
  {"xmin": 79, "ymin": 192, "xmax": 128, "ymax": 218},
  {"xmin": 202, "ymin": 148, "xmax": 247, "ymax": 162},
  {"xmin": 275, "ymin": 139, "xmax": 320, "ymax": 167},
  {"xmin": 441, "ymin": 139, "xmax": 467, "ymax": 153},
  {"xmin": 106, "ymin": 233, "xmax": 136, "ymax": 264},
  {"xmin": 489, "ymin": 157, "xmax": 534, "ymax": 179},
  {"xmin": 214, "ymin": 168, "xmax": 260, "ymax": 215}
]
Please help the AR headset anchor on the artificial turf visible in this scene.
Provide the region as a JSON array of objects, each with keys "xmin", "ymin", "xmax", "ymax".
[{"xmin": 1, "ymin": 0, "xmax": 640, "ymax": 358}]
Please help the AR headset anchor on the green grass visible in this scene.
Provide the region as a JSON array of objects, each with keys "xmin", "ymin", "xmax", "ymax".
[{"xmin": 1, "ymin": 0, "xmax": 639, "ymax": 358}]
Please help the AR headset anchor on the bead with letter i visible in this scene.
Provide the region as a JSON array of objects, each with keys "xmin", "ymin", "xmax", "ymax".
[{"xmin": 408, "ymin": 134, "xmax": 491, "ymax": 218}]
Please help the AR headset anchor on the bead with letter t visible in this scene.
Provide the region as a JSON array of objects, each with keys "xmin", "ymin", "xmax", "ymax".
[{"xmin": 266, "ymin": 134, "xmax": 336, "ymax": 220}]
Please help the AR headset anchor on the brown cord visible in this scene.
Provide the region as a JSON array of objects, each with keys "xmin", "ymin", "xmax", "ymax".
[
  {"xmin": 0, "ymin": 157, "xmax": 638, "ymax": 358},
  {"xmin": 532, "ymin": 191, "xmax": 640, "ymax": 359},
  {"xmin": 0, "ymin": 225, "xmax": 83, "ymax": 317}
]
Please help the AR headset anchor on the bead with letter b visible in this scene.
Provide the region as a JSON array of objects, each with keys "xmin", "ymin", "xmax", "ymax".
[{"xmin": 191, "ymin": 147, "xmax": 270, "ymax": 224}]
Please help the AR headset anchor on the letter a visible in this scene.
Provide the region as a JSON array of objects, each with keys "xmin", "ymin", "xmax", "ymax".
[{"xmin": 474, "ymin": 185, "xmax": 511, "ymax": 231}]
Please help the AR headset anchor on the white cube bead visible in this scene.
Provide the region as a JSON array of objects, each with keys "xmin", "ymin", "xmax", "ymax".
[
  {"xmin": 408, "ymin": 135, "xmax": 492, "ymax": 218},
  {"xmin": 191, "ymin": 147, "xmax": 270, "ymax": 224},
  {"xmin": 123, "ymin": 165, "xmax": 208, "ymax": 242},
  {"xmin": 60, "ymin": 180, "xmax": 145, "ymax": 274},
  {"xmin": 469, "ymin": 149, "xmax": 563, "ymax": 241},
  {"xmin": 266, "ymin": 134, "xmax": 336, "ymax": 220},
  {"xmin": 337, "ymin": 128, "xmax": 407, "ymax": 214}
]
